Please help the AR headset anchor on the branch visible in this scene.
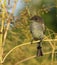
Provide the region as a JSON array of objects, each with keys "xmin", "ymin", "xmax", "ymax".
[
  {"xmin": 15, "ymin": 51, "xmax": 57, "ymax": 65},
  {"xmin": 3, "ymin": 0, "xmax": 18, "ymax": 46},
  {"xmin": 2, "ymin": 38, "xmax": 57, "ymax": 63}
]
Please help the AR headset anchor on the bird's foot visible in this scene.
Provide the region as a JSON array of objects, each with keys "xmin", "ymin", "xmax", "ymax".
[{"xmin": 31, "ymin": 42, "xmax": 33, "ymax": 44}]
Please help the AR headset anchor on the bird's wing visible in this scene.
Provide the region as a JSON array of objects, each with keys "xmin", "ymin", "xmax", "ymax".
[
  {"xmin": 30, "ymin": 23, "xmax": 32, "ymax": 33},
  {"xmin": 42, "ymin": 23, "xmax": 45, "ymax": 33}
]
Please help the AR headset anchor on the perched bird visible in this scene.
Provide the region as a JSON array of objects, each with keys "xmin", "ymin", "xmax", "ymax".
[{"xmin": 30, "ymin": 15, "xmax": 45, "ymax": 56}]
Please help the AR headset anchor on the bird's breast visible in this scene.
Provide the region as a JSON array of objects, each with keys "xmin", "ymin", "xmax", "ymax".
[
  {"xmin": 31, "ymin": 22, "xmax": 44, "ymax": 39},
  {"xmin": 31, "ymin": 22, "xmax": 43, "ymax": 31}
]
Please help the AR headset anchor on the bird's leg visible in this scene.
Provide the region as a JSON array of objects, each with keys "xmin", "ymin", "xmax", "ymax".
[
  {"xmin": 37, "ymin": 39, "xmax": 43, "ymax": 56},
  {"xmin": 31, "ymin": 38, "xmax": 38, "ymax": 44},
  {"xmin": 31, "ymin": 38, "xmax": 33, "ymax": 44}
]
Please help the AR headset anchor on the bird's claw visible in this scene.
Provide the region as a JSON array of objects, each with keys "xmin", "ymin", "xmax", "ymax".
[{"xmin": 31, "ymin": 42, "xmax": 33, "ymax": 44}]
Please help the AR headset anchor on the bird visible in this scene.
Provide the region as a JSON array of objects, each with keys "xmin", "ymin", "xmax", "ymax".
[{"xmin": 30, "ymin": 15, "xmax": 45, "ymax": 56}]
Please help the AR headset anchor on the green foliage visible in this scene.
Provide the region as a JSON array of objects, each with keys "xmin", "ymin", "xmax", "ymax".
[{"xmin": 2, "ymin": 0, "xmax": 57, "ymax": 65}]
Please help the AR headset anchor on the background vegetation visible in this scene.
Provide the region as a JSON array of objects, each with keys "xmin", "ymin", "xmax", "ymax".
[{"xmin": 0, "ymin": 0, "xmax": 57, "ymax": 65}]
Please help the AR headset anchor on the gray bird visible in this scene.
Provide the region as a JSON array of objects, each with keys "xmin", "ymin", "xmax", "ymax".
[{"xmin": 30, "ymin": 15, "xmax": 45, "ymax": 56}]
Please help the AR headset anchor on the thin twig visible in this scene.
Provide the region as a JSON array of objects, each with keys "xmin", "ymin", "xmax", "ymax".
[
  {"xmin": 15, "ymin": 52, "xmax": 57, "ymax": 65},
  {"xmin": 3, "ymin": 0, "xmax": 18, "ymax": 46},
  {"xmin": 2, "ymin": 38, "xmax": 57, "ymax": 63}
]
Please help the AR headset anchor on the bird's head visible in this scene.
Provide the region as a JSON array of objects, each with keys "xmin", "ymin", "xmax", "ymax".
[{"xmin": 30, "ymin": 15, "xmax": 43, "ymax": 23}]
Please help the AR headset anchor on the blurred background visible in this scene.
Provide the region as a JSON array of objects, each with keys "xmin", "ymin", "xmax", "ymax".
[{"xmin": 0, "ymin": 0, "xmax": 57, "ymax": 65}]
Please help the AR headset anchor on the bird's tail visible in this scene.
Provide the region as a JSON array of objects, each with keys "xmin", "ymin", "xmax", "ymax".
[
  {"xmin": 37, "ymin": 41, "xmax": 43, "ymax": 56},
  {"xmin": 37, "ymin": 47, "xmax": 43, "ymax": 56}
]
